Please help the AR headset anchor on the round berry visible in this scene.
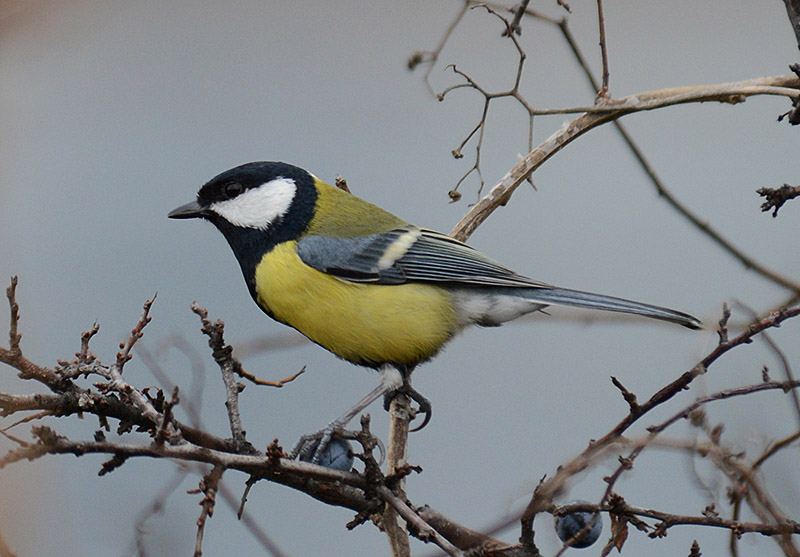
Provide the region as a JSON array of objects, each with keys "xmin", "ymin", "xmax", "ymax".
[
  {"xmin": 555, "ymin": 500, "xmax": 602, "ymax": 548},
  {"xmin": 299, "ymin": 438, "xmax": 354, "ymax": 471}
]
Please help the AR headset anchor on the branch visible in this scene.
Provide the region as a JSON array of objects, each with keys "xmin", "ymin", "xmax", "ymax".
[
  {"xmin": 192, "ymin": 465, "xmax": 224, "ymax": 557},
  {"xmin": 552, "ymin": 497, "xmax": 800, "ymax": 538},
  {"xmin": 517, "ymin": 304, "xmax": 800, "ymax": 534},
  {"xmin": 419, "ymin": 9, "xmax": 800, "ymax": 295},
  {"xmin": 383, "ymin": 394, "xmax": 413, "ymax": 556},
  {"xmin": 595, "ymin": 0, "xmax": 609, "ymax": 98},
  {"xmin": 450, "ymin": 74, "xmax": 800, "ymax": 241}
]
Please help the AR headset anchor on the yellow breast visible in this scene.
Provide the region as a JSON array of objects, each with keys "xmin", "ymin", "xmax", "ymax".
[{"xmin": 254, "ymin": 241, "xmax": 458, "ymax": 367}]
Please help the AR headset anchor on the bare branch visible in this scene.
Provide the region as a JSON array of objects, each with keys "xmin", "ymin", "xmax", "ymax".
[
  {"xmin": 377, "ymin": 485, "xmax": 464, "ymax": 557},
  {"xmin": 191, "ymin": 303, "xmax": 252, "ymax": 447},
  {"xmin": 5, "ymin": 277, "xmax": 20, "ymax": 355},
  {"xmin": 516, "ymin": 304, "xmax": 800, "ymax": 536},
  {"xmin": 192, "ymin": 465, "xmax": 224, "ymax": 557},
  {"xmin": 595, "ymin": 0, "xmax": 610, "ymax": 98},
  {"xmin": 506, "ymin": 0, "xmax": 531, "ymax": 36},
  {"xmin": 450, "ymin": 74, "xmax": 800, "ymax": 242}
]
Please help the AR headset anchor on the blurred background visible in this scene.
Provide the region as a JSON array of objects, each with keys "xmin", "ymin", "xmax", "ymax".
[{"xmin": 1, "ymin": 1, "xmax": 799, "ymax": 555}]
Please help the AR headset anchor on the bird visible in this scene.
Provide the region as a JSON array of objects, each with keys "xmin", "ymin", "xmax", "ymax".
[{"xmin": 169, "ymin": 161, "xmax": 701, "ymax": 460}]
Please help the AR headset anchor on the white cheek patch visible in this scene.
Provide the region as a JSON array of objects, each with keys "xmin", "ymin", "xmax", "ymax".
[{"xmin": 209, "ymin": 178, "xmax": 297, "ymax": 230}]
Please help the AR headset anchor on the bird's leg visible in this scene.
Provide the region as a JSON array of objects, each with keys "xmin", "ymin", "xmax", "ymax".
[
  {"xmin": 382, "ymin": 365, "xmax": 432, "ymax": 432},
  {"xmin": 291, "ymin": 366, "xmax": 402, "ymax": 463}
]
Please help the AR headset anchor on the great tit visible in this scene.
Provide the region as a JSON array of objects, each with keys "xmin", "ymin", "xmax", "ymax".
[{"xmin": 169, "ymin": 161, "xmax": 701, "ymax": 458}]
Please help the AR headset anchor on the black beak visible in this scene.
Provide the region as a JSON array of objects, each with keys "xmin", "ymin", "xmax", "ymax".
[{"xmin": 168, "ymin": 200, "xmax": 206, "ymax": 219}]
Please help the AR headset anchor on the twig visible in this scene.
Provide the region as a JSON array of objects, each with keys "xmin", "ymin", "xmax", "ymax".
[
  {"xmin": 416, "ymin": 506, "xmax": 510, "ymax": 554},
  {"xmin": 237, "ymin": 365, "xmax": 306, "ymax": 388},
  {"xmin": 192, "ymin": 465, "xmax": 224, "ymax": 557},
  {"xmin": 115, "ymin": 296, "xmax": 155, "ymax": 373},
  {"xmin": 102, "ymin": 297, "xmax": 177, "ymax": 443},
  {"xmin": 137, "ymin": 338, "xmax": 205, "ymax": 429},
  {"xmin": 377, "ymin": 485, "xmax": 464, "ymax": 557},
  {"xmin": 155, "ymin": 387, "xmax": 180, "ymax": 446},
  {"xmin": 598, "ymin": 379, "xmax": 800, "ymax": 528},
  {"xmin": 449, "ymin": 74, "xmax": 800, "ymax": 242},
  {"xmin": 550, "ymin": 497, "xmax": 800, "ymax": 538},
  {"xmin": 191, "ymin": 303, "xmax": 304, "ymax": 387},
  {"xmin": 758, "ymin": 183, "xmax": 800, "ymax": 217},
  {"xmin": 407, "ymin": 1, "xmax": 470, "ymax": 94},
  {"xmin": 415, "ymin": 9, "xmax": 800, "ymax": 294},
  {"xmin": 78, "ymin": 322, "xmax": 99, "ymax": 364},
  {"xmin": 6, "ymin": 277, "xmax": 20, "ymax": 355},
  {"xmin": 507, "ymin": 0, "xmax": 531, "ymax": 35},
  {"xmin": 593, "ymin": 305, "xmax": 800, "ymax": 449},
  {"xmin": 191, "ymin": 304, "xmax": 248, "ymax": 445},
  {"xmin": 733, "ymin": 301, "xmax": 800, "ymax": 430},
  {"xmin": 554, "ymin": 16, "xmax": 800, "ymax": 295},
  {"xmin": 217, "ymin": 478, "xmax": 289, "ymax": 557},
  {"xmin": 517, "ymin": 304, "xmax": 800, "ymax": 536},
  {"xmin": 696, "ymin": 431, "xmax": 800, "ymax": 555},
  {"xmin": 437, "ymin": 6, "xmax": 533, "ymax": 199},
  {"xmin": 595, "ymin": 0, "xmax": 609, "ymax": 98}
]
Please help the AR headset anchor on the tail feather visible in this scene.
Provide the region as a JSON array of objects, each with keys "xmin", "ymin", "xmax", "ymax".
[{"xmin": 522, "ymin": 287, "xmax": 702, "ymax": 329}]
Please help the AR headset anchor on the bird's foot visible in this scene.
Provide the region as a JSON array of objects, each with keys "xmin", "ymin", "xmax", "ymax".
[
  {"xmin": 383, "ymin": 379, "xmax": 432, "ymax": 432},
  {"xmin": 290, "ymin": 419, "xmax": 358, "ymax": 464},
  {"xmin": 291, "ymin": 421, "xmax": 385, "ymax": 466}
]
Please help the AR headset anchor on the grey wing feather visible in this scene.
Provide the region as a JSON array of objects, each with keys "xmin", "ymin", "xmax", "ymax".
[
  {"xmin": 398, "ymin": 229, "xmax": 548, "ymax": 286},
  {"xmin": 296, "ymin": 231, "xmax": 407, "ymax": 283},
  {"xmin": 297, "ymin": 227, "xmax": 547, "ymax": 287}
]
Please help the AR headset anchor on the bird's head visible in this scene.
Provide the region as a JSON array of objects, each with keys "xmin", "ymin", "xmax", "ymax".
[
  {"xmin": 168, "ymin": 161, "xmax": 317, "ymax": 234},
  {"xmin": 169, "ymin": 162, "xmax": 320, "ymax": 290}
]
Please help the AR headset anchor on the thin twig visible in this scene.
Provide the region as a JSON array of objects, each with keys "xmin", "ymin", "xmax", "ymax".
[
  {"xmin": 192, "ymin": 465, "xmax": 224, "ymax": 557},
  {"xmin": 191, "ymin": 304, "xmax": 248, "ymax": 445},
  {"xmin": 237, "ymin": 365, "xmax": 306, "ymax": 387},
  {"xmin": 516, "ymin": 304, "xmax": 800, "ymax": 536},
  {"xmin": 103, "ymin": 297, "xmax": 175, "ymax": 441},
  {"xmin": 595, "ymin": 0, "xmax": 609, "ymax": 98},
  {"xmin": 5, "ymin": 277, "xmax": 20, "ymax": 355},
  {"xmin": 377, "ymin": 485, "xmax": 464, "ymax": 557},
  {"xmin": 407, "ymin": 0, "xmax": 470, "ymax": 94},
  {"xmin": 734, "ymin": 301, "xmax": 800, "ymax": 430},
  {"xmin": 507, "ymin": 0, "xmax": 531, "ymax": 35},
  {"xmin": 415, "ymin": 9, "xmax": 800, "ymax": 295},
  {"xmin": 449, "ymin": 74, "xmax": 800, "ymax": 242},
  {"xmin": 554, "ymin": 19, "xmax": 800, "ymax": 295},
  {"xmin": 599, "ymin": 379, "xmax": 800, "ymax": 526}
]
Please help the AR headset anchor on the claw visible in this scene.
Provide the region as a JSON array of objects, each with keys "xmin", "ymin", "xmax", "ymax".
[
  {"xmin": 291, "ymin": 422, "xmax": 385, "ymax": 466},
  {"xmin": 383, "ymin": 379, "xmax": 433, "ymax": 432},
  {"xmin": 407, "ymin": 388, "xmax": 432, "ymax": 432},
  {"xmin": 291, "ymin": 421, "xmax": 342, "ymax": 464}
]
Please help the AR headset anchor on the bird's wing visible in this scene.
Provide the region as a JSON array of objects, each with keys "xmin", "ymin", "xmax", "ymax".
[{"xmin": 296, "ymin": 227, "xmax": 548, "ymax": 287}]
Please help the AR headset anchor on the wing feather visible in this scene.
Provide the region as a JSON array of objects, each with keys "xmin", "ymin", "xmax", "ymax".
[{"xmin": 296, "ymin": 227, "xmax": 546, "ymax": 288}]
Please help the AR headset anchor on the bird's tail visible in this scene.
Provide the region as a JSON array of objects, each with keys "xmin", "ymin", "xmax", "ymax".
[{"xmin": 521, "ymin": 286, "xmax": 702, "ymax": 329}]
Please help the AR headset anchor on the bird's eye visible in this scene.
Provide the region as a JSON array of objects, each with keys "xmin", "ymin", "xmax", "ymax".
[{"xmin": 224, "ymin": 182, "xmax": 243, "ymax": 198}]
